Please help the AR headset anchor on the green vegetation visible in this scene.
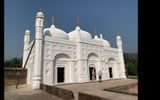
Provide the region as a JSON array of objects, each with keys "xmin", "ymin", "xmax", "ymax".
[
  {"xmin": 4, "ymin": 57, "xmax": 22, "ymax": 68},
  {"xmin": 124, "ymin": 53, "xmax": 138, "ymax": 76}
]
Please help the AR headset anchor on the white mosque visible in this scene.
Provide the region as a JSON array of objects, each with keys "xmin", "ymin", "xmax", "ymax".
[{"xmin": 23, "ymin": 9, "xmax": 126, "ymax": 89}]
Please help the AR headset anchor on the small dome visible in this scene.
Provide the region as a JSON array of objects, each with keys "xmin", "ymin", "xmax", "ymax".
[
  {"xmin": 103, "ymin": 39, "xmax": 110, "ymax": 47},
  {"xmin": 25, "ymin": 29, "xmax": 30, "ymax": 35},
  {"xmin": 36, "ymin": 11, "xmax": 44, "ymax": 18},
  {"xmin": 68, "ymin": 26, "xmax": 92, "ymax": 40},
  {"xmin": 44, "ymin": 25, "xmax": 69, "ymax": 39},
  {"xmin": 117, "ymin": 36, "xmax": 121, "ymax": 40}
]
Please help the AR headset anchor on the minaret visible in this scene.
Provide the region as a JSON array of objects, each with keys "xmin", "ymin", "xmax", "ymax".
[
  {"xmin": 32, "ymin": 8, "xmax": 44, "ymax": 89},
  {"xmin": 100, "ymin": 33, "xmax": 103, "ymax": 39},
  {"xmin": 116, "ymin": 36, "xmax": 126, "ymax": 78},
  {"xmin": 22, "ymin": 28, "xmax": 30, "ymax": 68}
]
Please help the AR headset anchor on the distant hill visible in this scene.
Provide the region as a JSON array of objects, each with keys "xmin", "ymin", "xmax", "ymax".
[{"xmin": 124, "ymin": 53, "xmax": 138, "ymax": 61}]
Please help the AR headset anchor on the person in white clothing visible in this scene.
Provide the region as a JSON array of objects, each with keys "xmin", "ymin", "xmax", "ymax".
[{"xmin": 98, "ymin": 70, "xmax": 102, "ymax": 82}]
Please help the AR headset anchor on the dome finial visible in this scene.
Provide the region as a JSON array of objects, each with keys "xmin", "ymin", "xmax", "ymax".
[
  {"xmin": 94, "ymin": 28, "xmax": 97, "ymax": 36},
  {"xmin": 77, "ymin": 16, "xmax": 79, "ymax": 27},
  {"xmin": 52, "ymin": 16, "xmax": 54, "ymax": 25},
  {"xmin": 40, "ymin": 8, "xmax": 42, "ymax": 12}
]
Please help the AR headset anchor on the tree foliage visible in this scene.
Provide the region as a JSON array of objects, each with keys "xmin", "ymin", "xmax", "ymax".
[
  {"xmin": 124, "ymin": 53, "xmax": 138, "ymax": 76},
  {"xmin": 4, "ymin": 57, "xmax": 22, "ymax": 68}
]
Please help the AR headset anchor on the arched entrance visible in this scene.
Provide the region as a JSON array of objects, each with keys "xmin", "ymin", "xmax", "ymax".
[
  {"xmin": 89, "ymin": 67, "xmax": 96, "ymax": 80},
  {"xmin": 108, "ymin": 58, "xmax": 116, "ymax": 79},
  {"xmin": 87, "ymin": 53, "xmax": 98, "ymax": 81},
  {"xmin": 54, "ymin": 53, "xmax": 70, "ymax": 83}
]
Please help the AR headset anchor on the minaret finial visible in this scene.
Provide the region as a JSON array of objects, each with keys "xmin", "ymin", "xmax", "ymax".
[
  {"xmin": 52, "ymin": 16, "xmax": 54, "ymax": 25},
  {"xmin": 40, "ymin": 8, "xmax": 42, "ymax": 12},
  {"xmin": 94, "ymin": 28, "xmax": 97, "ymax": 36},
  {"xmin": 77, "ymin": 16, "xmax": 79, "ymax": 27}
]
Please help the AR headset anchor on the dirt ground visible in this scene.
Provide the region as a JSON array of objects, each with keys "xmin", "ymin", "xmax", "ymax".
[
  {"xmin": 5, "ymin": 79, "xmax": 138, "ymax": 100},
  {"xmin": 4, "ymin": 84, "xmax": 63, "ymax": 100}
]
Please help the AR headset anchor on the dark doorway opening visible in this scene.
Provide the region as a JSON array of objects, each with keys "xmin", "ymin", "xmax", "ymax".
[
  {"xmin": 109, "ymin": 67, "xmax": 113, "ymax": 78},
  {"xmin": 57, "ymin": 67, "xmax": 64, "ymax": 83},
  {"xmin": 89, "ymin": 67, "xmax": 96, "ymax": 80}
]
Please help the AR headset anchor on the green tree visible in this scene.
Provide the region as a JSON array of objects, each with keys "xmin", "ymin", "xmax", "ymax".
[
  {"xmin": 124, "ymin": 53, "xmax": 138, "ymax": 76},
  {"xmin": 4, "ymin": 57, "xmax": 22, "ymax": 68}
]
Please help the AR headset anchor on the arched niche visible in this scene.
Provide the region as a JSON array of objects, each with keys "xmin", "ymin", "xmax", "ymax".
[
  {"xmin": 88, "ymin": 64, "xmax": 96, "ymax": 81},
  {"xmin": 108, "ymin": 57, "xmax": 116, "ymax": 78},
  {"xmin": 108, "ymin": 58, "xmax": 115, "ymax": 62},
  {"xmin": 87, "ymin": 53, "xmax": 99, "ymax": 81},
  {"xmin": 87, "ymin": 52, "xmax": 99, "ymax": 60},
  {"xmin": 54, "ymin": 53, "xmax": 70, "ymax": 61},
  {"xmin": 53, "ymin": 53, "xmax": 70, "ymax": 84}
]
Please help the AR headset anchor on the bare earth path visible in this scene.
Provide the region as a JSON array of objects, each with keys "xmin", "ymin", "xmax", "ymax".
[
  {"xmin": 55, "ymin": 78, "xmax": 138, "ymax": 100},
  {"xmin": 4, "ymin": 84, "xmax": 63, "ymax": 100}
]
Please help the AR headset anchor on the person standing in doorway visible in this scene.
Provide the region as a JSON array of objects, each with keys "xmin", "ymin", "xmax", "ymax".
[{"xmin": 98, "ymin": 70, "xmax": 102, "ymax": 83}]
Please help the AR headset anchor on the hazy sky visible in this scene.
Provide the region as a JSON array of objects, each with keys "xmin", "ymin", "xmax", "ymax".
[{"xmin": 4, "ymin": 0, "xmax": 137, "ymax": 60}]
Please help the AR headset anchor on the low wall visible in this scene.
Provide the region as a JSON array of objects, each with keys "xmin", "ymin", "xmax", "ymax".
[
  {"xmin": 4, "ymin": 68, "xmax": 27, "ymax": 86},
  {"xmin": 78, "ymin": 92, "xmax": 111, "ymax": 100},
  {"xmin": 104, "ymin": 83, "xmax": 138, "ymax": 96},
  {"xmin": 127, "ymin": 76, "xmax": 138, "ymax": 79},
  {"xmin": 40, "ymin": 84, "xmax": 74, "ymax": 100}
]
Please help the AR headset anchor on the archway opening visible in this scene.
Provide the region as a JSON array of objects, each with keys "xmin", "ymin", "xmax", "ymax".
[
  {"xmin": 54, "ymin": 53, "xmax": 70, "ymax": 83},
  {"xmin": 57, "ymin": 67, "xmax": 64, "ymax": 83},
  {"xmin": 109, "ymin": 67, "xmax": 113, "ymax": 78},
  {"xmin": 89, "ymin": 67, "xmax": 96, "ymax": 80},
  {"xmin": 108, "ymin": 58, "xmax": 115, "ymax": 79}
]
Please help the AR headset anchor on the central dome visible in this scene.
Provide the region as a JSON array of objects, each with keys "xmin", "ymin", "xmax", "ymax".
[
  {"xmin": 44, "ymin": 25, "xmax": 69, "ymax": 39},
  {"xmin": 68, "ymin": 26, "xmax": 92, "ymax": 40}
]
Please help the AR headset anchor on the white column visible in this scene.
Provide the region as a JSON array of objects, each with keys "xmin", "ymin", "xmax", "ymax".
[
  {"xmin": 27, "ymin": 67, "xmax": 31, "ymax": 84},
  {"xmin": 32, "ymin": 10, "xmax": 44, "ymax": 89},
  {"xmin": 22, "ymin": 29, "xmax": 30, "ymax": 68},
  {"xmin": 69, "ymin": 61, "xmax": 75, "ymax": 83},
  {"xmin": 113, "ymin": 62, "xmax": 118, "ymax": 78},
  {"xmin": 117, "ymin": 36, "xmax": 126, "ymax": 78},
  {"xmin": 47, "ymin": 60, "xmax": 53, "ymax": 85},
  {"xmin": 106, "ymin": 62, "xmax": 110, "ymax": 80},
  {"xmin": 75, "ymin": 26, "xmax": 83, "ymax": 82},
  {"xmin": 101, "ymin": 61, "xmax": 105, "ymax": 80}
]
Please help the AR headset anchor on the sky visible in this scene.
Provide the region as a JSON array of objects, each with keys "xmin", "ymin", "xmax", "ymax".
[{"xmin": 4, "ymin": 0, "xmax": 137, "ymax": 60}]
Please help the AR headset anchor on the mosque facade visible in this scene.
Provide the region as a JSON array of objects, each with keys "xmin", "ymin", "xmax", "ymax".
[{"xmin": 23, "ymin": 9, "xmax": 126, "ymax": 89}]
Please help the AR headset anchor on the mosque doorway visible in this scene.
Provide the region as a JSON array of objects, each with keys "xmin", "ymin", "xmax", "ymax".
[
  {"xmin": 89, "ymin": 67, "xmax": 96, "ymax": 80},
  {"xmin": 57, "ymin": 67, "xmax": 64, "ymax": 83},
  {"xmin": 109, "ymin": 67, "xmax": 113, "ymax": 78}
]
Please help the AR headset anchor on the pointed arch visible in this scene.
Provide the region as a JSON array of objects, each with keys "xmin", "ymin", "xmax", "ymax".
[
  {"xmin": 87, "ymin": 52, "xmax": 99, "ymax": 60},
  {"xmin": 53, "ymin": 53, "xmax": 70, "ymax": 84},
  {"xmin": 108, "ymin": 58, "xmax": 115, "ymax": 62},
  {"xmin": 54, "ymin": 53, "xmax": 70, "ymax": 61}
]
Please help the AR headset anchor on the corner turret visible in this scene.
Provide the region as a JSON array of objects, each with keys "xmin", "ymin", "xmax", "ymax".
[
  {"xmin": 116, "ymin": 36, "xmax": 126, "ymax": 78},
  {"xmin": 22, "ymin": 28, "xmax": 31, "ymax": 68},
  {"xmin": 32, "ymin": 8, "xmax": 44, "ymax": 89}
]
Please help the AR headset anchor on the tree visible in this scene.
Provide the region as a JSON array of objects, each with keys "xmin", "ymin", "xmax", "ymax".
[
  {"xmin": 124, "ymin": 53, "xmax": 138, "ymax": 76},
  {"xmin": 4, "ymin": 57, "xmax": 22, "ymax": 68}
]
